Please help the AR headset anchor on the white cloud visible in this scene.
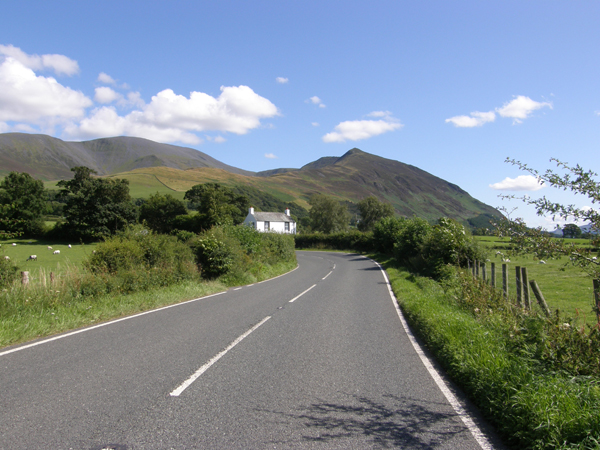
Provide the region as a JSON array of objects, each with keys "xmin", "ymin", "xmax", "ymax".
[
  {"xmin": 0, "ymin": 44, "xmax": 79, "ymax": 76},
  {"xmin": 98, "ymin": 72, "xmax": 116, "ymax": 84},
  {"xmin": 445, "ymin": 111, "xmax": 496, "ymax": 128},
  {"xmin": 311, "ymin": 122, "xmax": 319, "ymax": 127},
  {"xmin": 595, "ymin": 111, "xmax": 600, "ymax": 116},
  {"xmin": 0, "ymin": 57, "xmax": 92, "ymax": 125},
  {"xmin": 94, "ymin": 86, "xmax": 122, "ymax": 104},
  {"xmin": 0, "ymin": 122, "xmax": 9, "ymax": 133},
  {"xmin": 323, "ymin": 114, "xmax": 403, "ymax": 143},
  {"xmin": 489, "ymin": 175, "xmax": 545, "ymax": 191},
  {"xmin": 265, "ymin": 153, "xmax": 278, "ymax": 159},
  {"xmin": 446, "ymin": 95, "xmax": 552, "ymax": 128},
  {"xmin": 67, "ymin": 85, "xmax": 279, "ymax": 144},
  {"xmin": 307, "ymin": 96, "xmax": 325, "ymax": 108},
  {"xmin": 496, "ymin": 95, "xmax": 552, "ymax": 123},
  {"xmin": 276, "ymin": 77, "xmax": 288, "ymax": 84}
]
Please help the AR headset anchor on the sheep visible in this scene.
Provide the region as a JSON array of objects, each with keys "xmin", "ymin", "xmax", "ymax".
[
  {"xmin": 68, "ymin": 244, "xmax": 72, "ymax": 248},
  {"xmin": 27, "ymin": 255, "xmax": 37, "ymax": 261},
  {"xmin": 3, "ymin": 256, "xmax": 9, "ymax": 260},
  {"xmin": 47, "ymin": 246, "xmax": 52, "ymax": 250},
  {"xmin": 53, "ymin": 250, "xmax": 60, "ymax": 255},
  {"xmin": 12, "ymin": 243, "xmax": 16, "ymax": 246},
  {"xmin": 539, "ymin": 260, "xmax": 546, "ymax": 264}
]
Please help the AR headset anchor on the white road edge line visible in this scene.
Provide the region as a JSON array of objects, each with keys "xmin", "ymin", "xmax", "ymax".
[
  {"xmin": 170, "ymin": 316, "xmax": 271, "ymax": 397},
  {"xmin": 322, "ymin": 271, "xmax": 333, "ymax": 280},
  {"xmin": 288, "ymin": 284, "xmax": 316, "ymax": 303},
  {"xmin": 0, "ymin": 292, "xmax": 227, "ymax": 358},
  {"xmin": 374, "ymin": 261, "xmax": 493, "ymax": 450}
]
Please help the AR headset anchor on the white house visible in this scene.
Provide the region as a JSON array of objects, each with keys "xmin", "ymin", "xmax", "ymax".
[{"xmin": 243, "ymin": 207, "xmax": 296, "ymax": 234}]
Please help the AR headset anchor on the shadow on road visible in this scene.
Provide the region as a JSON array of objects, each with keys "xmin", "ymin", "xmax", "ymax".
[{"xmin": 259, "ymin": 392, "xmax": 474, "ymax": 448}]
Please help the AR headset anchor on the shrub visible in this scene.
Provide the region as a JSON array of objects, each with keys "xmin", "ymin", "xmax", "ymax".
[
  {"xmin": 189, "ymin": 233, "xmax": 236, "ymax": 279},
  {"xmin": 372, "ymin": 216, "xmax": 408, "ymax": 253},
  {"xmin": 0, "ymin": 254, "xmax": 19, "ymax": 288}
]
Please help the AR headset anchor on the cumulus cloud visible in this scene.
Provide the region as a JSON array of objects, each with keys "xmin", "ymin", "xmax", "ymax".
[
  {"xmin": 446, "ymin": 95, "xmax": 552, "ymax": 127},
  {"xmin": 323, "ymin": 112, "xmax": 403, "ymax": 143},
  {"xmin": 94, "ymin": 86, "xmax": 121, "ymax": 104},
  {"xmin": 496, "ymin": 95, "xmax": 552, "ymax": 123},
  {"xmin": 276, "ymin": 77, "xmax": 288, "ymax": 84},
  {"xmin": 445, "ymin": 111, "xmax": 496, "ymax": 128},
  {"xmin": 489, "ymin": 175, "xmax": 545, "ymax": 191},
  {"xmin": 66, "ymin": 85, "xmax": 279, "ymax": 144},
  {"xmin": 0, "ymin": 56, "xmax": 92, "ymax": 125},
  {"xmin": 98, "ymin": 72, "xmax": 116, "ymax": 84},
  {"xmin": 264, "ymin": 153, "xmax": 278, "ymax": 159},
  {"xmin": 307, "ymin": 96, "xmax": 326, "ymax": 108},
  {"xmin": 0, "ymin": 44, "xmax": 79, "ymax": 76}
]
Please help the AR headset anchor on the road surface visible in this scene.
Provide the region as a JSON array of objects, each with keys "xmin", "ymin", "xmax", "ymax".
[{"xmin": 0, "ymin": 251, "xmax": 502, "ymax": 449}]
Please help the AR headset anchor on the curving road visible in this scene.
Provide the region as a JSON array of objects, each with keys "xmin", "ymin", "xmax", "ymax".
[{"xmin": 0, "ymin": 251, "xmax": 502, "ymax": 449}]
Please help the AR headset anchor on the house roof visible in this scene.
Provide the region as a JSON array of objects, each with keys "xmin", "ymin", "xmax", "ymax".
[{"xmin": 252, "ymin": 212, "xmax": 295, "ymax": 222}]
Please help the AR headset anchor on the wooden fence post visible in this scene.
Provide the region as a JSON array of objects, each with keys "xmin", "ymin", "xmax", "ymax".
[
  {"xmin": 594, "ymin": 279, "xmax": 600, "ymax": 324},
  {"xmin": 491, "ymin": 262, "xmax": 496, "ymax": 288},
  {"xmin": 482, "ymin": 263, "xmax": 487, "ymax": 282},
  {"xmin": 515, "ymin": 266, "xmax": 522, "ymax": 307},
  {"xmin": 50, "ymin": 272, "xmax": 55, "ymax": 284},
  {"xmin": 521, "ymin": 267, "xmax": 531, "ymax": 310},
  {"xmin": 472, "ymin": 260, "xmax": 476, "ymax": 277},
  {"xmin": 21, "ymin": 271, "xmax": 29, "ymax": 286},
  {"xmin": 530, "ymin": 280, "xmax": 551, "ymax": 317},
  {"xmin": 475, "ymin": 260, "xmax": 480, "ymax": 278},
  {"xmin": 502, "ymin": 264, "xmax": 508, "ymax": 298}
]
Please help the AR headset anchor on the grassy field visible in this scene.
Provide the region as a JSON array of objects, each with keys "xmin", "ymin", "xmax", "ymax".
[
  {"xmin": 477, "ymin": 236, "xmax": 599, "ymax": 325},
  {"xmin": 0, "ymin": 238, "xmax": 97, "ymax": 275}
]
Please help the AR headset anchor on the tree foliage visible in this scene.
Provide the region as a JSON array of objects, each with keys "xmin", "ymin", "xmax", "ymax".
[
  {"xmin": 356, "ymin": 196, "xmax": 394, "ymax": 231},
  {"xmin": 184, "ymin": 183, "xmax": 248, "ymax": 230},
  {"xmin": 0, "ymin": 171, "xmax": 47, "ymax": 236},
  {"xmin": 496, "ymin": 158, "xmax": 600, "ymax": 279},
  {"xmin": 57, "ymin": 167, "xmax": 137, "ymax": 241},
  {"xmin": 308, "ymin": 194, "xmax": 350, "ymax": 234},
  {"xmin": 139, "ymin": 193, "xmax": 187, "ymax": 234}
]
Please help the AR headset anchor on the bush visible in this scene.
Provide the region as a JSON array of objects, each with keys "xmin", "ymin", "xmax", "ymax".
[
  {"xmin": 372, "ymin": 216, "xmax": 407, "ymax": 253},
  {"xmin": 84, "ymin": 225, "xmax": 198, "ymax": 293},
  {"xmin": 0, "ymin": 254, "xmax": 19, "ymax": 288},
  {"xmin": 420, "ymin": 218, "xmax": 485, "ymax": 278},
  {"xmin": 189, "ymin": 232, "xmax": 237, "ymax": 279}
]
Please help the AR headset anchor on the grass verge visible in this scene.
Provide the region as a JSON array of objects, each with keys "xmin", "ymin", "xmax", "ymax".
[{"xmin": 379, "ymin": 256, "xmax": 600, "ymax": 450}]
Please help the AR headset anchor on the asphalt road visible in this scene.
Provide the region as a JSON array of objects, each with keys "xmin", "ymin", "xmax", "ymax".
[{"xmin": 0, "ymin": 251, "xmax": 502, "ymax": 449}]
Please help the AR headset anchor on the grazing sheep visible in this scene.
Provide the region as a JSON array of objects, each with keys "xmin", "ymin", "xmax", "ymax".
[
  {"xmin": 12, "ymin": 243, "xmax": 16, "ymax": 246},
  {"xmin": 47, "ymin": 246, "xmax": 52, "ymax": 250},
  {"xmin": 539, "ymin": 260, "xmax": 546, "ymax": 264},
  {"xmin": 27, "ymin": 255, "xmax": 37, "ymax": 261},
  {"xmin": 53, "ymin": 250, "xmax": 60, "ymax": 255},
  {"xmin": 3, "ymin": 256, "xmax": 9, "ymax": 260},
  {"xmin": 68, "ymin": 244, "xmax": 72, "ymax": 248}
]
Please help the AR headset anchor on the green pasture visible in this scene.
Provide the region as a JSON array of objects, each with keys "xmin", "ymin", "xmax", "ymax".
[
  {"xmin": 0, "ymin": 238, "xmax": 97, "ymax": 274},
  {"xmin": 476, "ymin": 236, "xmax": 600, "ymax": 325}
]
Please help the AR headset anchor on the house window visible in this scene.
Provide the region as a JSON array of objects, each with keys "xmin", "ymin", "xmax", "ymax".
[
  {"xmin": 284, "ymin": 222, "xmax": 290, "ymax": 232},
  {"xmin": 264, "ymin": 221, "xmax": 270, "ymax": 231}
]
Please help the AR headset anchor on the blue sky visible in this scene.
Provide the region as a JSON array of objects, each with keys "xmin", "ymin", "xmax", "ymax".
[{"xmin": 1, "ymin": 1, "xmax": 598, "ymax": 228}]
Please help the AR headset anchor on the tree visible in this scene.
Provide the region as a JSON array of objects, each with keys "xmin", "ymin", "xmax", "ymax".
[
  {"xmin": 308, "ymin": 194, "xmax": 350, "ymax": 234},
  {"xmin": 184, "ymin": 183, "xmax": 249, "ymax": 230},
  {"xmin": 562, "ymin": 223, "xmax": 582, "ymax": 239},
  {"xmin": 0, "ymin": 171, "xmax": 47, "ymax": 236},
  {"xmin": 139, "ymin": 193, "xmax": 188, "ymax": 234},
  {"xmin": 357, "ymin": 196, "xmax": 395, "ymax": 231},
  {"xmin": 496, "ymin": 158, "xmax": 599, "ymax": 279},
  {"xmin": 57, "ymin": 167, "xmax": 137, "ymax": 241}
]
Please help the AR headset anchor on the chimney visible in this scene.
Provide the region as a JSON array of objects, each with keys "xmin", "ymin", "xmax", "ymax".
[
  {"xmin": 285, "ymin": 208, "xmax": 291, "ymax": 216},
  {"xmin": 249, "ymin": 207, "xmax": 254, "ymax": 214}
]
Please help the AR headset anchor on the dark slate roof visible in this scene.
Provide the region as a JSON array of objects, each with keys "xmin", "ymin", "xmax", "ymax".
[{"xmin": 253, "ymin": 212, "xmax": 295, "ymax": 222}]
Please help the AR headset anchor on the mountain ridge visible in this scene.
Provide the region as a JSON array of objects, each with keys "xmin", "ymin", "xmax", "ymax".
[{"xmin": 0, "ymin": 133, "xmax": 501, "ymax": 225}]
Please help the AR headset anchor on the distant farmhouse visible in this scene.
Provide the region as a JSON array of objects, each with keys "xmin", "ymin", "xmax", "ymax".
[{"xmin": 243, "ymin": 207, "xmax": 296, "ymax": 234}]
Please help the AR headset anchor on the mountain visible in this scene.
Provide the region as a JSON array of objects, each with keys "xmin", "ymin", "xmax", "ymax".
[
  {"xmin": 0, "ymin": 133, "xmax": 501, "ymax": 225},
  {"xmin": 0, "ymin": 133, "xmax": 254, "ymax": 180}
]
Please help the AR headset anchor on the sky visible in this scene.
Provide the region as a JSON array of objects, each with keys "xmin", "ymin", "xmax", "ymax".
[{"xmin": 1, "ymin": 0, "xmax": 599, "ymax": 229}]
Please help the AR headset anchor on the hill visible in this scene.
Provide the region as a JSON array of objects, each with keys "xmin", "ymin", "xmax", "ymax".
[
  {"xmin": 0, "ymin": 133, "xmax": 501, "ymax": 225},
  {"xmin": 0, "ymin": 133, "xmax": 253, "ymax": 181}
]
